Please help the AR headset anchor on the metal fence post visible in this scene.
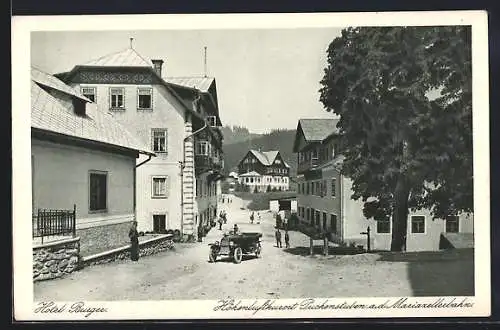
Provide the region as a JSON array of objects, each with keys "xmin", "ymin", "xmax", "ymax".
[{"xmin": 72, "ymin": 204, "xmax": 76, "ymax": 238}]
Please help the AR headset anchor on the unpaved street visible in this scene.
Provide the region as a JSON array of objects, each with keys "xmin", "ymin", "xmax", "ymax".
[{"xmin": 34, "ymin": 195, "xmax": 473, "ymax": 301}]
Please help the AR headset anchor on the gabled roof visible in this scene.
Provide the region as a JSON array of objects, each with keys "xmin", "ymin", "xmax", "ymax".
[
  {"xmin": 31, "ymin": 68, "xmax": 154, "ymax": 156},
  {"xmin": 239, "ymin": 171, "xmax": 262, "ymax": 177},
  {"xmin": 31, "ymin": 67, "xmax": 91, "ymax": 102},
  {"xmin": 248, "ymin": 150, "xmax": 289, "ymax": 168},
  {"xmin": 298, "ymin": 118, "xmax": 339, "ymax": 141},
  {"xmin": 82, "ymin": 47, "xmax": 153, "ymax": 67},
  {"xmin": 293, "ymin": 118, "xmax": 340, "ymax": 153},
  {"xmin": 164, "ymin": 76, "xmax": 215, "ymax": 93}
]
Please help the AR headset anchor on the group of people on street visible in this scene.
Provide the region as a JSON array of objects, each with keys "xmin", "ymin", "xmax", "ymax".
[
  {"xmin": 221, "ymin": 195, "xmax": 232, "ymax": 203},
  {"xmin": 275, "ymin": 227, "xmax": 290, "ymax": 249},
  {"xmin": 249, "ymin": 211, "xmax": 261, "ymax": 224}
]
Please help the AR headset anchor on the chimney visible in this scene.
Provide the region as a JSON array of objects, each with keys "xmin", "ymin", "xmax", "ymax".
[{"xmin": 151, "ymin": 59, "xmax": 164, "ymax": 77}]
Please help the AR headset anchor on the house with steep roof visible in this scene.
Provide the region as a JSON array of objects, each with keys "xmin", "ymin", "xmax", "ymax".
[
  {"xmin": 31, "ymin": 67, "xmax": 155, "ymax": 254},
  {"xmin": 237, "ymin": 150, "xmax": 290, "ymax": 192},
  {"xmin": 55, "ymin": 45, "xmax": 224, "ymax": 241},
  {"xmin": 292, "ymin": 118, "xmax": 474, "ymax": 251}
]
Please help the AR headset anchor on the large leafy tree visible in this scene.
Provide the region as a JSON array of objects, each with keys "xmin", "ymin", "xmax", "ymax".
[{"xmin": 319, "ymin": 26, "xmax": 472, "ymax": 251}]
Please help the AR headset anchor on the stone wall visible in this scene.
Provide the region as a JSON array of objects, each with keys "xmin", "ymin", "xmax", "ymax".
[
  {"xmin": 33, "ymin": 237, "xmax": 80, "ymax": 281},
  {"xmin": 77, "ymin": 221, "xmax": 133, "ymax": 257},
  {"xmin": 81, "ymin": 234, "xmax": 174, "ymax": 267}
]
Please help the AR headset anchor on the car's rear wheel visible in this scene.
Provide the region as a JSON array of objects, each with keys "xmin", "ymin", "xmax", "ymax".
[{"xmin": 233, "ymin": 247, "xmax": 243, "ymax": 264}]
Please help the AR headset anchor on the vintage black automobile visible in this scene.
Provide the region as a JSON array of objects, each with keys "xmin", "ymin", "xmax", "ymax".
[{"xmin": 208, "ymin": 232, "xmax": 262, "ymax": 263}]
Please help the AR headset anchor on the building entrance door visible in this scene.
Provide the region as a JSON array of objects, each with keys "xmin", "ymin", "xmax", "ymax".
[{"xmin": 153, "ymin": 214, "xmax": 166, "ymax": 233}]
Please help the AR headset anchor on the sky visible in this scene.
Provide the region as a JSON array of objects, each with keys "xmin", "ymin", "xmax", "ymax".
[{"xmin": 31, "ymin": 28, "xmax": 342, "ymax": 134}]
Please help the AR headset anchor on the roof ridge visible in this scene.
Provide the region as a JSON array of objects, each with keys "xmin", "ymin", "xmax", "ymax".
[
  {"xmin": 131, "ymin": 48, "xmax": 154, "ymax": 66},
  {"xmin": 82, "ymin": 47, "xmax": 131, "ymax": 65}
]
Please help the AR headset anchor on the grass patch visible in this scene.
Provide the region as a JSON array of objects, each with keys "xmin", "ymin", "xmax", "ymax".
[{"xmin": 234, "ymin": 191, "xmax": 297, "ymax": 210}]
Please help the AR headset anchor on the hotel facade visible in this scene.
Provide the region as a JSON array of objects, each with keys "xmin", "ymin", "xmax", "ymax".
[{"xmin": 56, "ymin": 46, "xmax": 225, "ymax": 240}]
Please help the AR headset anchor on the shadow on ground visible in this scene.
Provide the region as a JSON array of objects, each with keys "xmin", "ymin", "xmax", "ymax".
[
  {"xmin": 283, "ymin": 246, "xmax": 366, "ymax": 256},
  {"xmin": 208, "ymin": 255, "xmax": 260, "ymax": 264},
  {"xmin": 378, "ymin": 248, "xmax": 475, "ymax": 296}
]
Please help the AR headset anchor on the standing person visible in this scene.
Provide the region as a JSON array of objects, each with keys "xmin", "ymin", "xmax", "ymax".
[
  {"xmin": 250, "ymin": 211, "xmax": 254, "ymax": 224},
  {"xmin": 284, "ymin": 230, "xmax": 290, "ymax": 248},
  {"xmin": 275, "ymin": 228, "xmax": 282, "ymax": 248},
  {"xmin": 128, "ymin": 221, "xmax": 139, "ymax": 261},
  {"xmin": 218, "ymin": 216, "xmax": 223, "ymax": 230},
  {"xmin": 223, "ymin": 210, "xmax": 227, "ymax": 224},
  {"xmin": 257, "ymin": 212, "xmax": 261, "ymax": 224}
]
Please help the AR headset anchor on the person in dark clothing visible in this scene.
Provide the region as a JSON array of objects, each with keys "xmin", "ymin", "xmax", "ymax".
[
  {"xmin": 284, "ymin": 230, "xmax": 290, "ymax": 248},
  {"xmin": 275, "ymin": 228, "xmax": 282, "ymax": 248},
  {"xmin": 250, "ymin": 212, "xmax": 254, "ymax": 224},
  {"xmin": 128, "ymin": 221, "xmax": 139, "ymax": 261},
  {"xmin": 218, "ymin": 217, "xmax": 223, "ymax": 230}
]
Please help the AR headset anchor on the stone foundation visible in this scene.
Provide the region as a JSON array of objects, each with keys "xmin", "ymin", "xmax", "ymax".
[
  {"xmin": 77, "ymin": 221, "xmax": 134, "ymax": 257},
  {"xmin": 81, "ymin": 234, "xmax": 174, "ymax": 267},
  {"xmin": 33, "ymin": 237, "xmax": 81, "ymax": 282}
]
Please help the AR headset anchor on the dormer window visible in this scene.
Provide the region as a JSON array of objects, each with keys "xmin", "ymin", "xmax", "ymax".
[
  {"xmin": 81, "ymin": 86, "xmax": 96, "ymax": 102},
  {"xmin": 206, "ymin": 116, "xmax": 217, "ymax": 127}
]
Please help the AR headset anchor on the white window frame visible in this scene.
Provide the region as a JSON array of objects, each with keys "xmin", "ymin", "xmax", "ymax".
[
  {"xmin": 410, "ymin": 215, "xmax": 426, "ymax": 234},
  {"xmin": 151, "ymin": 128, "xmax": 168, "ymax": 153},
  {"xmin": 331, "ymin": 178, "xmax": 336, "ymax": 198},
  {"xmin": 376, "ymin": 217, "xmax": 392, "ymax": 234},
  {"xmin": 81, "ymin": 86, "xmax": 96, "ymax": 103},
  {"xmin": 152, "ymin": 176, "xmax": 168, "ymax": 199},
  {"xmin": 206, "ymin": 115, "xmax": 217, "ymax": 127},
  {"xmin": 444, "ymin": 215, "xmax": 460, "ymax": 233},
  {"xmin": 137, "ymin": 87, "xmax": 153, "ymax": 110},
  {"xmin": 109, "ymin": 87, "xmax": 125, "ymax": 110},
  {"xmin": 195, "ymin": 140, "xmax": 210, "ymax": 156}
]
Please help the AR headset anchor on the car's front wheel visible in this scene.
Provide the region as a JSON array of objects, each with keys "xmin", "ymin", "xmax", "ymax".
[
  {"xmin": 233, "ymin": 247, "xmax": 243, "ymax": 264},
  {"xmin": 209, "ymin": 249, "xmax": 217, "ymax": 263}
]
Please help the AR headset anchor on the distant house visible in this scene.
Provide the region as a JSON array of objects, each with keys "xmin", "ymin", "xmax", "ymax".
[
  {"xmin": 237, "ymin": 150, "xmax": 290, "ymax": 192},
  {"xmin": 55, "ymin": 45, "xmax": 225, "ymax": 241},
  {"xmin": 292, "ymin": 118, "xmax": 474, "ymax": 251},
  {"xmin": 31, "ymin": 67, "xmax": 154, "ymax": 254}
]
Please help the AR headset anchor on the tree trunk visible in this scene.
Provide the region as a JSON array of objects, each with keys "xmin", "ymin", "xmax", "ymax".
[{"xmin": 390, "ymin": 175, "xmax": 410, "ymax": 251}]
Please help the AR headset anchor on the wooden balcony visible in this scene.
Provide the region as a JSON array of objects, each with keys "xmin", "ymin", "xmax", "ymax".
[
  {"xmin": 297, "ymin": 157, "xmax": 319, "ymax": 174},
  {"xmin": 195, "ymin": 154, "xmax": 224, "ymax": 174}
]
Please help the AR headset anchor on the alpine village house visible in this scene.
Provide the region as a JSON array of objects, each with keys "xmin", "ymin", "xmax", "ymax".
[
  {"xmin": 31, "ymin": 67, "xmax": 154, "ymax": 255},
  {"xmin": 237, "ymin": 150, "xmax": 290, "ymax": 192},
  {"xmin": 292, "ymin": 118, "xmax": 474, "ymax": 252},
  {"xmin": 54, "ymin": 45, "xmax": 225, "ymax": 242}
]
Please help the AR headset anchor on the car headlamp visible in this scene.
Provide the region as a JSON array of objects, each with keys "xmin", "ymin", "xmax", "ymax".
[{"xmin": 229, "ymin": 241, "xmax": 234, "ymax": 246}]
